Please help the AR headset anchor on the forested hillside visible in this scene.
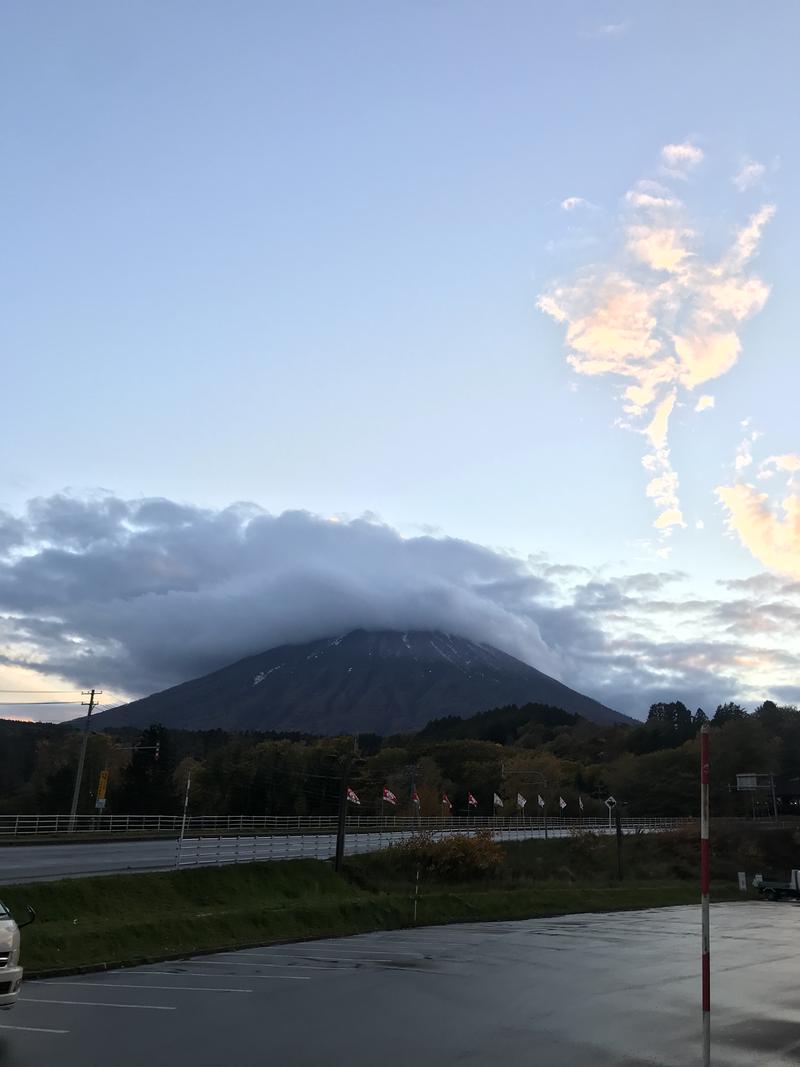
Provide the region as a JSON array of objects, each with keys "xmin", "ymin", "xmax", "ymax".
[{"xmin": 2, "ymin": 698, "xmax": 798, "ymax": 819}]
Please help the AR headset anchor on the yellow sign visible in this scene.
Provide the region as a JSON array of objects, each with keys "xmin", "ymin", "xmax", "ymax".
[{"xmin": 96, "ymin": 769, "xmax": 109, "ymax": 801}]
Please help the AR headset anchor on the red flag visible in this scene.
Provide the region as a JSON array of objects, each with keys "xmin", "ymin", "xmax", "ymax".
[
  {"xmin": 442, "ymin": 794, "xmax": 452, "ymax": 808},
  {"xmin": 412, "ymin": 790, "xmax": 420, "ymax": 805},
  {"xmin": 467, "ymin": 792, "xmax": 478, "ymax": 807},
  {"xmin": 346, "ymin": 787, "xmax": 360, "ymax": 805},
  {"xmin": 382, "ymin": 787, "xmax": 397, "ymax": 805}
]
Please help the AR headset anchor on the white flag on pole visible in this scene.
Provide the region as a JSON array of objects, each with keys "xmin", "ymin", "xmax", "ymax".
[
  {"xmin": 559, "ymin": 796, "xmax": 567, "ymax": 810},
  {"xmin": 517, "ymin": 793, "xmax": 527, "ymax": 809},
  {"xmin": 537, "ymin": 794, "xmax": 545, "ymax": 808},
  {"xmin": 578, "ymin": 796, "xmax": 584, "ymax": 812},
  {"xmin": 493, "ymin": 793, "xmax": 503, "ymax": 808}
]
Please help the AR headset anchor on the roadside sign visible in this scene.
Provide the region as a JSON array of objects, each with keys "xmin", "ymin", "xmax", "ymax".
[
  {"xmin": 605, "ymin": 796, "xmax": 616, "ymax": 809},
  {"xmin": 738, "ymin": 871, "xmax": 747, "ymax": 892},
  {"xmin": 95, "ymin": 769, "xmax": 109, "ymax": 812}
]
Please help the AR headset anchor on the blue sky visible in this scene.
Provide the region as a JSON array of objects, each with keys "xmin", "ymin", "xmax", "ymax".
[{"xmin": 2, "ymin": 2, "xmax": 799, "ymax": 720}]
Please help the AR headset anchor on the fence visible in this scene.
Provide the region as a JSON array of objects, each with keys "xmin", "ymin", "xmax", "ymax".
[
  {"xmin": 0, "ymin": 812, "xmax": 692, "ymax": 838},
  {"xmin": 171, "ymin": 821, "xmax": 681, "ymax": 870}
]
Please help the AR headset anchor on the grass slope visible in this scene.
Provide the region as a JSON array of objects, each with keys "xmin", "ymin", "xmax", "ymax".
[{"xmin": 2, "ymin": 856, "xmax": 739, "ymax": 977}]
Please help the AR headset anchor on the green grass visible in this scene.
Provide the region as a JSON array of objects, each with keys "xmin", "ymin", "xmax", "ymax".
[
  {"xmin": 1, "ymin": 857, "xmax": 740, "ymax": 977},
  {"xmin": 1, "ymin": 861, "xmax": 381, "ymax": 974}
]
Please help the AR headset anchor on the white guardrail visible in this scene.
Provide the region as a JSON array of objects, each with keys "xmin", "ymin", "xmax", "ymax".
[
  {"xmin": 174, "ymin": 821, "xmax": 691, "ymax": 868},
  {"xmin": 0, "ymin": 813, "xmax": 690, "ymax": 838}
]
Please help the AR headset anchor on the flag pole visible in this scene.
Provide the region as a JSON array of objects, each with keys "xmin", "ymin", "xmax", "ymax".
[{"xmin": 700, "ymin": 724, "xmax": 711, "ymax": 1067}]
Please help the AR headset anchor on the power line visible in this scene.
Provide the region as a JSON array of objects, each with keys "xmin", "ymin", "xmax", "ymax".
[
  {"xmin": 0, "ymin": 701, "xmax": 85, "ymax": 705},
  {"xmin": 0, "ymin": 690, "xmax": 82, "ymax": 694}
]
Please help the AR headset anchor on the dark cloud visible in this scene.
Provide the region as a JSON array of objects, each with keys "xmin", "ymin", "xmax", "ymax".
[
  {"xmin": 0, "ymin": 496, "xmax": 567, "ymax": 698},
  {"xmin": 1, "ymin": 493, "xmax": 798, "ymax": 722}
]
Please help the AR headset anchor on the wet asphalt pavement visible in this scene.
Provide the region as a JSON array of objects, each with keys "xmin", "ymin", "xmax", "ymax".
[{"xmin": 1, "ymin": 902, "xmax": 798, "ymax": 1066}]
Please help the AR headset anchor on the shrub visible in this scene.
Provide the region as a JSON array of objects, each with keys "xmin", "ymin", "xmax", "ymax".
[{"xmin": 385, "ymin": 831, "xmax": 503, "ymax": 880}]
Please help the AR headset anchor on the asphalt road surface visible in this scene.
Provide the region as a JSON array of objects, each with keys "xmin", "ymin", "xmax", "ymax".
[
  {"xmin": 2, "ymin": 903, "xmax": 798, "ymax": 1066},
  {"xmin": 0, "ymin": 827, "xmax": 601, "ymax": 883}
]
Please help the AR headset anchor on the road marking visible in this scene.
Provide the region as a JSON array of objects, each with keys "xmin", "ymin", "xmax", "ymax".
[
  {"xmin": 307, "ymin": 951, "xmax": 422, "ymax": 960},
  {"xmin": 28, "ymin": 980, "xmax": 253, "ymax": 993},
  {"xmin": 232, "ymin": 950, "xmax": 402, "ymax": 964},
  {"xmin": 175, "ymin": 958, "xmax": 327, "ymax": 971},
  {"xmin": 20, "ymin": 997, "xmax": 176, "ymax": 1011},
  {"xmin": 192, "ymin": 956, "xmax": 450, "ymax": 976},
  {"xmin": 0, "ymin": 1023, "xmax": 69, "ymax": 1034},
  {"xmin": 144, "ymin": 967, "xmax": 311, "ymax": 980}
]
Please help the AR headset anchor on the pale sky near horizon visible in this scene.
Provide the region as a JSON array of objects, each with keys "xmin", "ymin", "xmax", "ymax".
[{"xmin": 2, "ymin": 2, "xmax": 799, "ymax": 722}]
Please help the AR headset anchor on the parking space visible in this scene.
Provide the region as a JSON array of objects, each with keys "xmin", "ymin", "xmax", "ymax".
[{"xmin": 2, "ymin": 903, "xmax": 799, "ymax": 1065}]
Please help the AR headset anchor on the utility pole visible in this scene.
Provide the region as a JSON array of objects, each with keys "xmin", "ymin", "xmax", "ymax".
[
  {"xmin": 68, "ymin": 689, "xmax": 101, "ymax": 832},
  {"xmin": 334, "ymin": 745, "xmax": 355, "ymax": 874},
  {"xmin": 175, "ymin": 773, "xmax": 192, "ymax": 869},
  {"xmin": 334, "ymin": 755, "xmax": 354, "ymax": 870}
]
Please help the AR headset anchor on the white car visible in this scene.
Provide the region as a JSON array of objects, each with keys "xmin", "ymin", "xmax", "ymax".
[{"xmin": 0, "ymin": 900, "xmax": 33, "ymax": 1010}]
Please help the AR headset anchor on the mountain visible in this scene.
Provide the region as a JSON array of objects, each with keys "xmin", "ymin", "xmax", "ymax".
[{"xmin": 89, "ymin": 629, "xmax": 630, "ymax": 734}]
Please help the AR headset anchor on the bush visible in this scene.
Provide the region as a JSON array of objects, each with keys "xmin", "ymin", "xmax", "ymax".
[{"xmin": 385, "ymin": 831, "xmax": 504, "ymax": 880}]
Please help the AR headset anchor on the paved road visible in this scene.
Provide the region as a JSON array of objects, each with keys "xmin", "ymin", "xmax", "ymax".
[
  {"xmin": 0, "ymin": 826, "xmax": 606, "ymax": 883},
  {"xmin": 1, "ymin": 903, "xmax": 797, "ymax": 1065}
]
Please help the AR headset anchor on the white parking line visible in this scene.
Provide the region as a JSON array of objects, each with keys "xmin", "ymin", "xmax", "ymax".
[
  {"xmin": 143, "ymin": 967, "xmax": 311, "ymax": 980},
  {"xmin": 237, "ymin": 949, "xmax": 418, "ymax": 963},
  {"xmin": 0, "ymin": 1023, "xmax": 69, "ymax": 1034},
  {"xmin": 178, "ymin": 960, "xmax": 326, "ymax": 977},
  {"xmin": 28, "ymin": 980, "xmax": 253, "ymax": 993},
  {"xmin": 190, "ymin": 956, "xmax": 449, "ymax": 976},
  {"xmin": 20, "ymin": 997, "xmax": 176, "ymax": 1011}
]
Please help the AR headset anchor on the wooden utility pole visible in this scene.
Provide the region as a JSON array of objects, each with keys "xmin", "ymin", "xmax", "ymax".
[{"xmin": 68, "ymin": 689, "xmax": 100, "ymax": 832}]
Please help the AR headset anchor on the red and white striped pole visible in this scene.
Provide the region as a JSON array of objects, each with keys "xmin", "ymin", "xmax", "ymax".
[{"xmin": 700, "ymin": 723, "xmax": 711, "ymax": 1067}]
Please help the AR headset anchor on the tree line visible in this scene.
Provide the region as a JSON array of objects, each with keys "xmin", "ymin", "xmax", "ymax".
[{"xmin": 1, "ymin": 698, "xmax": 798, "ymax": 819}]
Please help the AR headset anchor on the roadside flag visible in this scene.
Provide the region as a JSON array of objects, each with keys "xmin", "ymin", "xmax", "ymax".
[
  {"xmin": 442, "ymin": 794, "xmax": 452, "ymax": 808},
  {"xmin": 346, "ymin": 787, "xmax": 361, "ymax": 805},
  {"xmin": 412, "ymin": 789, "xmax": 420, "ymax": 806},
  {"xmin": 468, "ymin": 792, "xmax": 478, "ymax": 807},
  {"xmin": 537, "ymin": 794, "xmax": 545, "ymax": 808},
  {"xmin": 493, "ymin": 793, "xmax": 504, "ymax": 808},
  {"xmin": 517, "ymin": 793, "xmax": 527, "ymax": 809},
  {"xmin": 578, "ymin": 796, "xmax": 584, "ymax": 812},
  {"xmin": 382, "ymin": 787, "xmax": 397, "ymax": 805},
  {"xmin": 559, "ymin": 796, "xmax": 567, "ymax": 810}
]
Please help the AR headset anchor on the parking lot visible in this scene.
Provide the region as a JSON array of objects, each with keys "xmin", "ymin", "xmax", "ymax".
[{"xmin": 2, "ymin": 903, "xmax": 798, "ymax": 1066}]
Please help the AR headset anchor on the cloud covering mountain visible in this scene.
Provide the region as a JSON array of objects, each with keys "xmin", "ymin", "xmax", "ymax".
[{"xmin": 1, "ymin": 493, "xmax": 799, "ymax": 721}]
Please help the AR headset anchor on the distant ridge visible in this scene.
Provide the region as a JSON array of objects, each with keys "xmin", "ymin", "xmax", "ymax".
[{"xmin": 89, "ymin": 629, "xmax": 630, "ymax": 734}]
